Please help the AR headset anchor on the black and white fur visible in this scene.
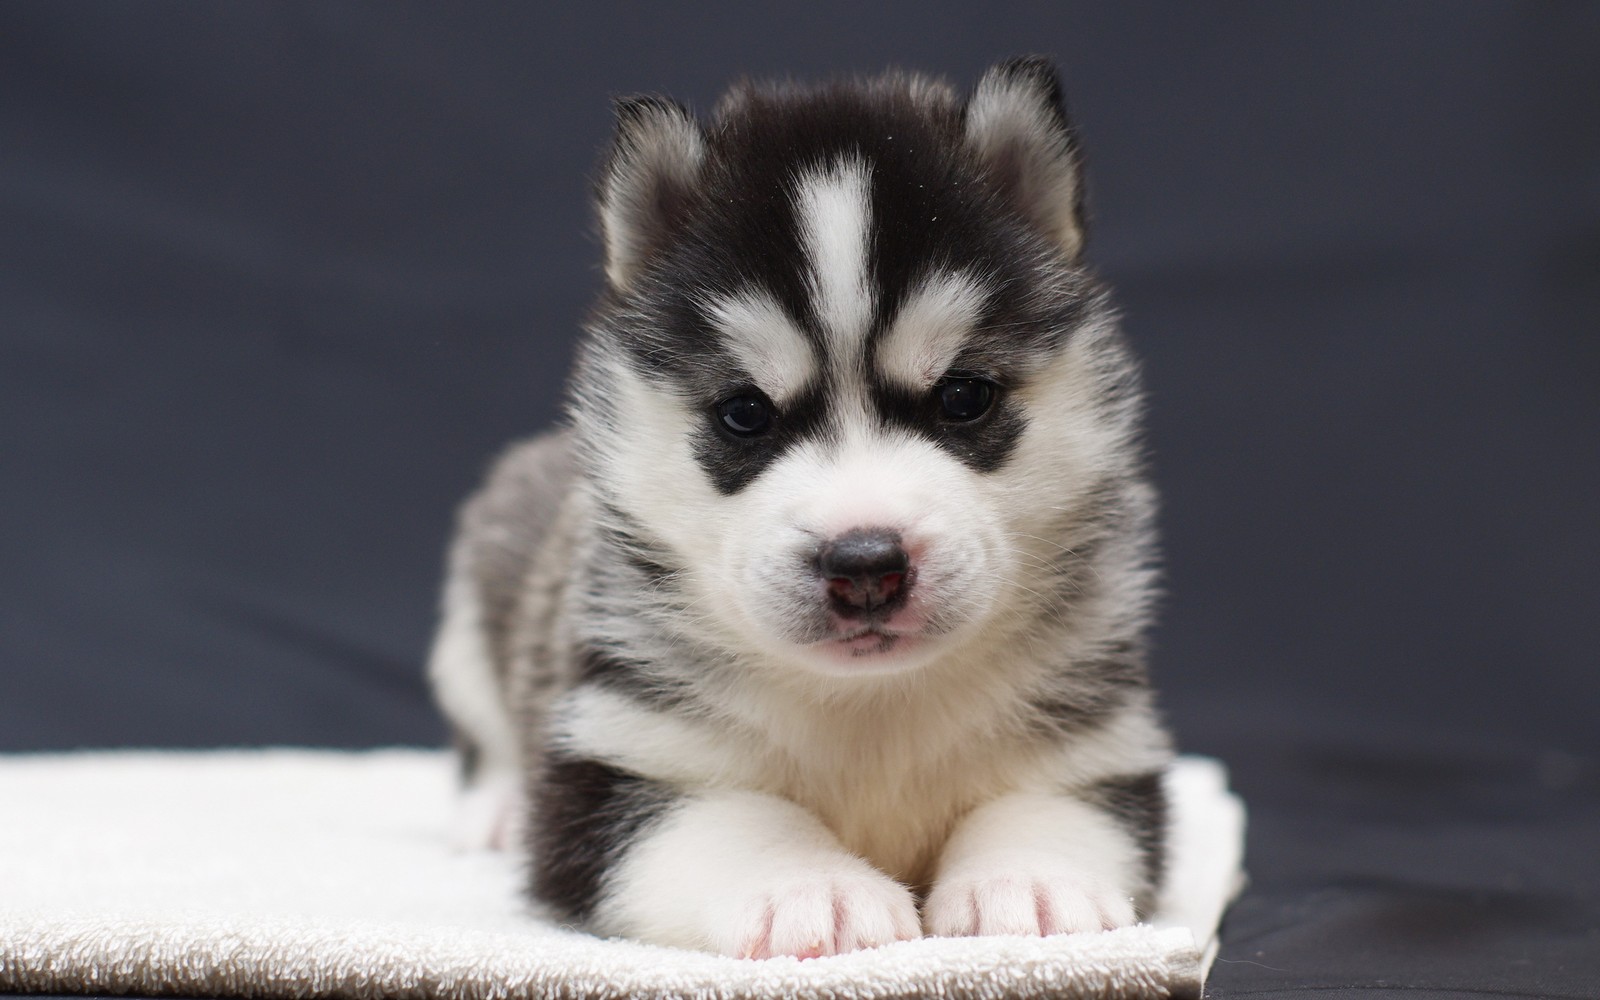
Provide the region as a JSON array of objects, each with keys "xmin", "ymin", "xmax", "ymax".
[{"xmin": 429, "ymin": 58, "xmax": 1173, "ymax": 958}]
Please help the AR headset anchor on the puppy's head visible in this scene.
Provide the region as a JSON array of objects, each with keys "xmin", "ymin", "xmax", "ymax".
[{"xmin": 576, "ymin": 60, "xmax": 1142, "ymax": 678}]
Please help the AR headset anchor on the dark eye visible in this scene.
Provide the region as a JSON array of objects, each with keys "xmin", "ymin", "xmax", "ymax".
[
  {"xmin": 716, "ymin": 394, "xmax": 772, "ymax": 436},
  {"xmin": 936, "ymin": 377, "xmax": 997, "ymax": 422}
]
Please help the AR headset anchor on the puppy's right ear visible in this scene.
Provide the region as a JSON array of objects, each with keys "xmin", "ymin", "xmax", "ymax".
[{"xmin": 597, "ymin": 97, "xmax": 706, "ymax": 293}]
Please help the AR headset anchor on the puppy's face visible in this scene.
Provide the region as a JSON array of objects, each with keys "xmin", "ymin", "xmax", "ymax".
[{"xmin": 581, "ymin": 64, "xmax": 1133, "ymax": 677}]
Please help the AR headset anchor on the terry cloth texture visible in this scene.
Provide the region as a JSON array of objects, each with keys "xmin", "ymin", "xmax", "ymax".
[{"xmin": 0, "ymin": 750, "xmax": 1245, "ymax": 1000}]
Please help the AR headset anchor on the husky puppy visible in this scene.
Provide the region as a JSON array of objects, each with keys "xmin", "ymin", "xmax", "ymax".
[{"xmin": 428, "ymin": 57, "xmax": 1172, "ymax": 958}]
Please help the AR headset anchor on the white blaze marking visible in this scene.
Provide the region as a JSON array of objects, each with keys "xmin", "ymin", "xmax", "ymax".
[
  {"xmin": 875, "ymin": 271, "xmax": 989, "ymax": 388},
  {"xmin": 702, "ymin": 289, "xmax": 817, "ymax": 402},
  {"xmin": 795, "ymin": 159, "xmax": 874, "ymax": 356}
]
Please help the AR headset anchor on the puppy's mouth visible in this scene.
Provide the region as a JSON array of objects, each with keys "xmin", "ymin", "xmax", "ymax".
[{"xmin": 829, "ymin": 627, "xmax": 908, "ymax": 657}]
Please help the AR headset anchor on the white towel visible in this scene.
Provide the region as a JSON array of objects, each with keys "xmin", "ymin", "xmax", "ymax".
[{"xmin": 0, "ymin": 750, "xmax": 1245, "ymax": 1000}]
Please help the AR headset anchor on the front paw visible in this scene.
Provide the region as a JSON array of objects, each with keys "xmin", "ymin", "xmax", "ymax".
[
  {"xmin": 728, "ymin": 872, "xmax": 921, "ymax": 959},
  {"xmin": 924, "ymin": 867, "xmax": 1137, "ymax": 937},
  {"xmin": 450, "ymin": 772, "xmax": 524, "ymax": 852}
]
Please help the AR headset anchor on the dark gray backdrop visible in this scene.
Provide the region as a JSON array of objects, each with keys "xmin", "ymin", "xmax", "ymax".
[{"xmin": 3, "ymin": 3, "xmax": 1597, "ymax": 997}]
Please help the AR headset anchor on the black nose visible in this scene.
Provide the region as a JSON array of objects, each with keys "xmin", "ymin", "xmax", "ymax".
[{"xmin": 817, "ymin": 529, "xmax": 911, "ymax": 617}]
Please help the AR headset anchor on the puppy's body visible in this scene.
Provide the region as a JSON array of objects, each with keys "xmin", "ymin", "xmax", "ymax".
[{"xmin": 430, "ymin": 60, "xmax": 1173, "ymax": 958}]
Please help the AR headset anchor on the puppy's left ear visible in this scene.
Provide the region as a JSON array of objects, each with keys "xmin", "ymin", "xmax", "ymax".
[{"xmin": 965, "ymin": 57, "xmax": 1088, "ymax": 262}]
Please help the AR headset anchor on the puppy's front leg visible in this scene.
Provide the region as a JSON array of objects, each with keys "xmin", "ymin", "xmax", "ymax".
[
  {"xmin": 924, "ymin": 781, "xmax": 1164, "ymax": 937},
  {"xmin": 535, "ymin": 756, "xmax": 919, "ymax": 957}
]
